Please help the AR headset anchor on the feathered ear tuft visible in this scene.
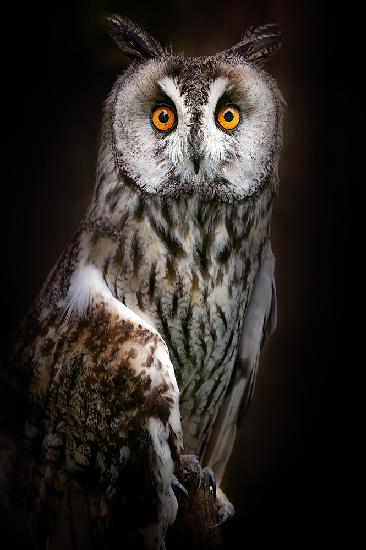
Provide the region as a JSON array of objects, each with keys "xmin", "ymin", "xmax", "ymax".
[
  {"xmin": 104, "ymin": 15, "xmax": 165, "ymax": 61},
  {"xmin": 221, "ymin": 23, "xmax": 282, "ymax": 64}
]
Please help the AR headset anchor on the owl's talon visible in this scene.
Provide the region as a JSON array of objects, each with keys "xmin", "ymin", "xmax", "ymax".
[
  {"xmin": 172, "ymin": 474, "xmax": 188, "ymax": 497},
  {"xmin": 203, "ymin": 466, "xmax": 216, "ymax": 499}
]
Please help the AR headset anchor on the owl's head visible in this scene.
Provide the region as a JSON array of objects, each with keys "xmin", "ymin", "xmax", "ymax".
[{"xmin": 105, "ymin": 16, "xmax": 285, "ymax": 203}]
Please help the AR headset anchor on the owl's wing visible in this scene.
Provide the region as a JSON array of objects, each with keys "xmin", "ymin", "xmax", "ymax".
[
  {"xmin": 202, "ymin": 241, "xmax": 277, "ymax": 485},
  {"xmin": 1, "ymin": 264, "xmax": 182, "ymax": 549}
]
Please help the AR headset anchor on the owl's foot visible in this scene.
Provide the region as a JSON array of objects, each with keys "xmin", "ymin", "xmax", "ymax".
[
  {"xmin": 179, "ymin": 454, "xmax": 216, "ymax": 497},
  {"xmin": 171, "ymin": 474, "xmax": 188, "ymax": 497},
  {"xmin": 177, "ymin": 456, "xmax": 234, "ymax": 526}
]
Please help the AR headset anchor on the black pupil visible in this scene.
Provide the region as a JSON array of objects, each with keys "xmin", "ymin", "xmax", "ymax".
[
  {"xmin": 224, "ymin": 109, "xmax": 234, "ymax": 122},
  {"xmin": 158, "ymin": 110, "xmax": 169, "ymax": 124}
]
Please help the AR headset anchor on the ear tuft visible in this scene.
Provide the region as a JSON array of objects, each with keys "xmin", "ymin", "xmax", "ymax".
[
  {"xmin": 222, "ymin": 23, "xmax": 282, "ymax": 64},
  {"xmin": 104, "ymin": 15, "xmax": 164, "ymax": 61}
]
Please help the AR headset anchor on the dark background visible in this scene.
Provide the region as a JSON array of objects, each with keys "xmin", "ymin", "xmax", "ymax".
[{"xmin": 1, "ymin": 1, "xmax": 361, "ymax": 548}]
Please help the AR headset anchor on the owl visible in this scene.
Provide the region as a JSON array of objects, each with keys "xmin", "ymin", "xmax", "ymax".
[{"xmin": 0, "ymin": 15, "xmax": 285, "ymax": 550}]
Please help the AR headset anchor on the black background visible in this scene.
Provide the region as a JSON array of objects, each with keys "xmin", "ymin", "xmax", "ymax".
[{"xmin": 1, "ymin": 1, "xmax": 361, "ymax": 548}]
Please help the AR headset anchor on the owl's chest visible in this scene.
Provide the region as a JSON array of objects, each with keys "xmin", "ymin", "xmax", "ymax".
[
  {"xmin": 103, "ymin": 198, "xmax": 268, "ymax": 378},
  {"xmin": 118, "ymin": 235, "xmax": 259, "ymax": 391},
  {"xmin": 124, "ymin": 243, "xmax": 260, "ymax": 455}
]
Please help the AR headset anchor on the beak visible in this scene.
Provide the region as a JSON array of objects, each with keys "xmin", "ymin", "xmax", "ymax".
[
  {"xmin": 190, "ymin": 127, "xmax": 203, "ymax": 175},
  {"xmin": 192, "ymin": 155, "xmax": 201, "ymax": 175}
]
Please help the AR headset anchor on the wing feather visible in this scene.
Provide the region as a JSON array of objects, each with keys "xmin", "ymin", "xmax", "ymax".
[
  {"xmin": 1, "ymin": 264, "xmax": 182, "ymax": 549},
  {"xmin": 202, "ymin": 241, "xmax": 277, "ymax": 484}
]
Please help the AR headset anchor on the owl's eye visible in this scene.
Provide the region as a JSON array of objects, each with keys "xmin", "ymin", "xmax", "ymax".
[
  {"xmin": 151, "ymin": 105, "xmax": 176, "ymax": 132},
  {"xmin": 216, "ymin": 105, "xmax": 240, "ymax": 130}
]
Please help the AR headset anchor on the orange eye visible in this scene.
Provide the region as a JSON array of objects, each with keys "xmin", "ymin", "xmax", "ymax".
[
  {"xmin": 217, "ymin": 105, "xmax": 240, "ymax": 130},
  {"xmin": 151, "ymin": 105, "xmax": 176, "ymax": 132}
]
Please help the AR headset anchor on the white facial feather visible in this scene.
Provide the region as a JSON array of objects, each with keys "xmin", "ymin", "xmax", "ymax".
[
  {"xmin": 110, "ymin": 56, "xmax": 284, "ymax": 202},
  {"xmin": 158, "ymin": 76, "xmax": 190, "ymax": 168},
  {"xmin": 201, "ymin": 77, "xmax": 235, "ymax": 166}
]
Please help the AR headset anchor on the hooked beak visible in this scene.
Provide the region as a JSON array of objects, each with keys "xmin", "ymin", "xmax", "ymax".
[{"xmin": 192, "ymin": 154, "xmax": 201, "ymax": 175}]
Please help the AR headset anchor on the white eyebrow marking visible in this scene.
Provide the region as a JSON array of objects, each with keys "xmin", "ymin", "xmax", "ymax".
[
  {"xmin": 207, "ymin": 77, "xmax": 230, "ymax": 113},
  {"xmin": 158, "ymin": 77, "xmax": 184, "ymax": 115}
]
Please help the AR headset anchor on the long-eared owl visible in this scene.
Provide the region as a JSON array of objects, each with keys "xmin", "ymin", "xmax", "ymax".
[{"xmin": 0, "ymin": 15, "xmax": 285, "ymax": 550}]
